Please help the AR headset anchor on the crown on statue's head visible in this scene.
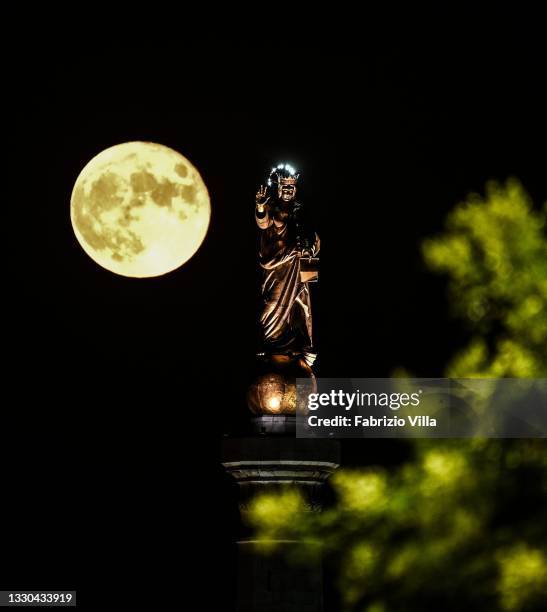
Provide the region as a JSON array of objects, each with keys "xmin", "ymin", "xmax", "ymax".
[{"xmin": 267, "ymin": 163, "xmax": 300, "ymax": 186}]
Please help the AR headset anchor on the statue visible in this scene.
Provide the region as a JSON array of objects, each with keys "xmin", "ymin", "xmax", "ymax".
[{"xmin": 248, "ymin": 164, "xmax": 320, "ymax": 415}]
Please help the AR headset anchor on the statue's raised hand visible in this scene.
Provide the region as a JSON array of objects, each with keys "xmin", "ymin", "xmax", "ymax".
[{"xmin": 255, "ymin": 185, "xmax": 270, "ymax": 208}]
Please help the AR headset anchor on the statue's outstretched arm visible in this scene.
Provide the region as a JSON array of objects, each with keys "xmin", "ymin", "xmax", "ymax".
[{"xmin": 255, "ymin": 185, "xmax": 272, "ymax": 229}]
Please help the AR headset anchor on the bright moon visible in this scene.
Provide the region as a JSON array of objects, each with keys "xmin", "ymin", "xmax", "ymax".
[{"xmin": 70, "ymin": 141, "xmax": 210, "ymax": 277}]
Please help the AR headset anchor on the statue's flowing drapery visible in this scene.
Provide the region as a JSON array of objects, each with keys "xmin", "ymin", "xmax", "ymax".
[{"xmin": 256, "ymin": 201, "xmax": 319, "ymax": 364}]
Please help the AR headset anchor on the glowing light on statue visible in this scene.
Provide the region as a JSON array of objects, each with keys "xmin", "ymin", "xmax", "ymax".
[{"xmin": 268, "ymin": 396, "xmax": 281, "ymax": 412}]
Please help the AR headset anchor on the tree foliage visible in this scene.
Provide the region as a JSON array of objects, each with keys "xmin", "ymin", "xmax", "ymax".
[{"xmin": 423, "ymin": 179, "xmax": 547, "ymax": 377}]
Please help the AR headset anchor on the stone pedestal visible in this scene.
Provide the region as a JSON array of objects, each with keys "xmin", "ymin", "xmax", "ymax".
[{"xmin": 222, "ymin": 416, "xmax": 340, "ymax": 611}]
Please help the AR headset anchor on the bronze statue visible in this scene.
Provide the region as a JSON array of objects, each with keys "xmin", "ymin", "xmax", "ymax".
[{"xmin": 255, "ymin": 164, "xmax": 320, "ymax": 368}]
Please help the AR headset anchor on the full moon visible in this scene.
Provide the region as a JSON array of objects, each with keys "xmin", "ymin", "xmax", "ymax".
[{"xmin": 70, "ymin": 142, "xmax": 210, "ymax": 277}]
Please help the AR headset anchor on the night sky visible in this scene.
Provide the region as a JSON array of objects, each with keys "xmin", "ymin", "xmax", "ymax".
[{"xmin": 4, "ymin": 43, "xmax": 546, "ymax": 608}]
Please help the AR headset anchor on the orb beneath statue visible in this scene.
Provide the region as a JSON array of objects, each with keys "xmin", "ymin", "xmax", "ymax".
[{"xmin": 247, "ymin": 354, "xmax": 315, "ymax": 415}]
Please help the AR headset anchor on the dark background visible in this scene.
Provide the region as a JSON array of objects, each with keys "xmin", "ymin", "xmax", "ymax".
[{"xmin": 4, "ymin": 42, "xmax": 546, "ymax": 609}]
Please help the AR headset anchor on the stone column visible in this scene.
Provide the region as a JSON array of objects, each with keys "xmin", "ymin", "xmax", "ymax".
[{"xmin": 222, "ymin": 415, "xmax": 340, "ymax": 612}]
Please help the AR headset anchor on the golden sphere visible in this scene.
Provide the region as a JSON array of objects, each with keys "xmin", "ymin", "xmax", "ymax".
[{"xmin": 247, "ymin": 355, "xmax": 315, "ymax": 415}]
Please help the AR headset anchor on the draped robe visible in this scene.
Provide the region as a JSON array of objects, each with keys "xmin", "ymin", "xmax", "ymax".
[{"xmin": 256, "ymin": 199, "xmax": 319, "ymax": 364}]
